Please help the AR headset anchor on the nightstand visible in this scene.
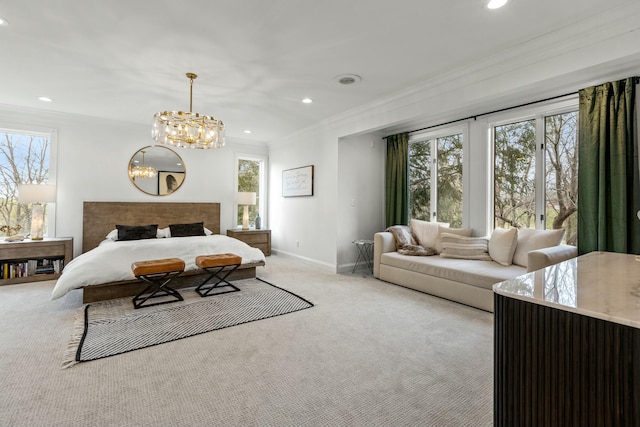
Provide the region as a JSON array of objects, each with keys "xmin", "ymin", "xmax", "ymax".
[
  {"xmin": 226, "ymin": 229, "xmax": 271, "ymax": 256},
  {"xmin": 0, "ymin": 237, "xmax": 74, "ymax": 285}
]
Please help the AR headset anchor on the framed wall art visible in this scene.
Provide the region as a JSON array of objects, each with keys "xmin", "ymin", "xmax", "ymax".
[
  {"xmin": 282, "ymin": 165, "xmax": 314, "ymax": 197},
  {"xmin": 158, "ymin": 171, "xmax": 185, "ymax": 196}
]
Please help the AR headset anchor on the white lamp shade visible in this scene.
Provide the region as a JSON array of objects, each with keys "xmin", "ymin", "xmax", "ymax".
[
  {"xmin": 237, "ymin": 192, "xmax": 256, "ymax": 206},
  {"xmin": 18, "ymin": 184, "xmax": 57, "ymax": 204}
]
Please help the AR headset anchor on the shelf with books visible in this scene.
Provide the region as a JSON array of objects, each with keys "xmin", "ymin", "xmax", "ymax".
[{"xmin": 0, "ymin": 237, "xmax": 73, "ymax": 285}]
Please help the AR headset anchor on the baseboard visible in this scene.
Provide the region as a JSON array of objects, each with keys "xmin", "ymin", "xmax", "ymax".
[{"xmin": 270, "ymin": 249, "xmax": 336, "ymax": 272}]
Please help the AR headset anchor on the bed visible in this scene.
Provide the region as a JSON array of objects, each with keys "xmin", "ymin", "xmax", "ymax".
[{"xmin": 51, "ymin": 202, "xmax": 266, "ymax": 303}]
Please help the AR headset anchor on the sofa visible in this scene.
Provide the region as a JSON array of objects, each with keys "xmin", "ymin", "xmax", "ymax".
[{"xmin": 373, "ymin": 221, "xmax": 578, "ymax": 312}]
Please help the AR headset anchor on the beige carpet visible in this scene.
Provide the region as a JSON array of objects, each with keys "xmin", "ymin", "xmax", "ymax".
[{"xmin": 0, "ymin": 254, "xmax": 493, "ymax": 427}]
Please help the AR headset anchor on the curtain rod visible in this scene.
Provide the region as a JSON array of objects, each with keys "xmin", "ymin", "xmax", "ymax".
[{"xmin": 383, "ymin": 75, "xmax": 640, "ymax": 139}]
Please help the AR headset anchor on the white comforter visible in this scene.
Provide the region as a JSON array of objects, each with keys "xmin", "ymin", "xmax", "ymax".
[{"xmin": 51, "ymin": 235, "xmax": 266, "ymax": 300}]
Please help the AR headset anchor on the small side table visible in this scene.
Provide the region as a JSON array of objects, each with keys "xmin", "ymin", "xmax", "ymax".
[{"xmin": 352, "ymin": 239, "xmax": 374, "ymax": 273}]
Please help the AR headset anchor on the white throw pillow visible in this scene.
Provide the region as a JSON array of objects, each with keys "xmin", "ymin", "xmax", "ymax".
[
  {"xmin": 488, "ymin": 228, "xmax": 518, "ymax": 266},
  {"xmin": 105, "ymin": 229, "xmax": 118, "ymax": 240},
  {"xmin": 512, "ymin": 228, "xmax": 565, "ymax": 268},
  {"xmin": 435, "ymin": 226, "xmax": 472, "ymax": 254},
  {"xmin": 410, "ymin": 219, "xmax": 447, "ymax": 249},
  {"xmin": 440, "ymin": 233, "xmax": 491, "ymax": 260}
]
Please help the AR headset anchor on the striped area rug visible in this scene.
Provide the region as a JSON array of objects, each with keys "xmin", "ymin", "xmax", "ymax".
[{"xmin": 64, "ymin": 278, "xmax": 313, "ymax": 368}]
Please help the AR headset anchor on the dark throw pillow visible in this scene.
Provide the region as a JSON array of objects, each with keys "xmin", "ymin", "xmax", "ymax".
[
  {"xmin": 169, "ymin": 222, "xmax": 206, "ymax": 237},
  {"xmin": 116, "ymin": 224, "xmax": 158, "ymax": 241}
]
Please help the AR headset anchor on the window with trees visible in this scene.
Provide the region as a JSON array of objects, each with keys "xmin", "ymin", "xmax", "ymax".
[
  {"xmin": 409, "ymin": 132, "xmax": 463, "ymax": 227},
  {"xmin": 493, "ymin": 110, "xmax": 578, "ymax": 244},
  {"xmin": 235, "ymin": 155, "xmax": 266, "ymax": 228},
  {"xmin": 0, "ymin": 128, "xmax": 52, "ymax": 237}
]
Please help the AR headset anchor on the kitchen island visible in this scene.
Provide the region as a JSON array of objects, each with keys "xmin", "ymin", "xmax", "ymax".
[{"xmin": 493, "ymin": 251, "xmax": 640, "ymax": 427}]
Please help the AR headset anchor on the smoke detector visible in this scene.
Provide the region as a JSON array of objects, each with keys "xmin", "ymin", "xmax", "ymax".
[{"xmin": 335, "ymin": 74, "xmax": 362, "ymax": 85}]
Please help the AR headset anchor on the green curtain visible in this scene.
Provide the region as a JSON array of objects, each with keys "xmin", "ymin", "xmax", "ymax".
[
  {"xmin": 577, "ymin": 77, "xmax": 640, "ymax": 255},
  {"xmin": 385, "ymin": 132, "xmax": 409, "ymax": 227}
]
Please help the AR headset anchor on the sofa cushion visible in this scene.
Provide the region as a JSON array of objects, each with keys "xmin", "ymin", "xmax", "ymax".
[
  {"xmin": 435, "ymin": 226, "xmax": 472, "ymax": 253},
  {"xmin": 440, "ymin": 233, "xmax": 491, "ymax": 260},
  {"xmin": 513, "ymin": 228, "xmax": 565, "ymax": 268},
  {"xmin": 488, "ymin": 228, "xmax": 518, "ymax": 266},
  {"xmin": 380, "ymin": 252, "xmax": 526, "ymax": 290},
  {"xmin": 410, "ymin": 219, "xmax": 448, "ymax": 249}
]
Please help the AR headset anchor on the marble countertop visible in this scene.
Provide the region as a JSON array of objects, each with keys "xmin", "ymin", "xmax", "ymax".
[{"xmin": 493, "ymin": 251, "xmax": 640, "ymax": 328}]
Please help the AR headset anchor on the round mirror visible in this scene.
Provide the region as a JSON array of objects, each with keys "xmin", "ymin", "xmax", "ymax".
[{"xmin": 128, "ymin": 145, "xmax": 186, "ymax": 196}]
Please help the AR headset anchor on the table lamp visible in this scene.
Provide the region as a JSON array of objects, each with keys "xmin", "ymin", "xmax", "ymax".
[
  {"xmin": 17, "ymin": 184, "xmax": 57, "ymax": 240},
  {"xmin": 237, "ymin": 192, "xmax": 256, "ymax": 230}
]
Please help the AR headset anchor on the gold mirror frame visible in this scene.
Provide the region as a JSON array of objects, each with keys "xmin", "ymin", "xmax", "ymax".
[{"xmin": 128, "ymin": 145, "xmax": 186, "ymax": 196}]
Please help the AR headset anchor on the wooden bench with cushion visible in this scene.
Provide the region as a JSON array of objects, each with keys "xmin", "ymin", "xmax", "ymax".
[
  {"xmin": 195, "ymin": 253, "xmax": 242, "ymax": 297},
  {"xmin": 131, "ymin": 257, "xmax": 185, "ymax": 308}
]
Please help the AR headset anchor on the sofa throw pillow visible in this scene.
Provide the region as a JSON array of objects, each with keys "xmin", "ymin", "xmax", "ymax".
[
  {"xmin": 169, "ymin": 222, "xmax": 206, "ymax": 237},
  {"xmin": 116, "ymin": 224, "xmax": 158, "ymax": 241},
  {"xmin": 488, "ymin": 228, "xmax": 518, "ymax": 266},
  {"xmin": 410, "ymin": 219, "xmax": 448, "ymax": 250},
  {"xmin": 385, "ymin": 225, "xmax": 415, "ymax": 250},
  {"xmin": 439, "ymin": 233, "xmax": 492, "ymax": 260},
  {"xmin": 435, "ymin": 226, "xmax": 472, "ymax": 254},
  {"xmin": 512, "ymin": 228, "xmax": 565, "ymax": 268}
]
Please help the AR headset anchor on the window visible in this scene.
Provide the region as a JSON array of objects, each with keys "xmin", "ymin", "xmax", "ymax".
[
  {"xmin": 409, "ymin": 132, "xmax": 463, "ymax": 227},
  {"xmin": 493, "ymin": 110, "xmax": 578, "ymax": 244},
  {"xmin": 0, "ymin": 128, "xmax": 52, "ymax": 237},
  {"xmin": 235, "ymin": 155, "xmax": 267, "ymax": 228}
]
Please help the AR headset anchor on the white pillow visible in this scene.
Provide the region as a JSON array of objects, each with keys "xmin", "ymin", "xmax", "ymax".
[
  {"xmin": 157, "ymin": 227, "xmax": 171, "ymax": 238},
  {"xmin": 410, "ymin": 219, "xmax": 449, "ymax": 249},
  {"xmin": 435, "ymin": 226, "xmax": 472, "ymax": 254},
  {"xmin": 160, "ymin": 226, "xmax": 214, "ymax": 238},
  {"xmin": 440, "ymin": 233, "xmax": 491, "ymax": 260},
  {"xmin": 105, "ymin": 229, "xmax": 117, "ymax": 240},
  {"xmin": 512, "ymin": 228, "xmax": 565, "ymax": 268},
  {"xmin": 488, "ymin": 228, "xmax": 518, "ymax": 266}
]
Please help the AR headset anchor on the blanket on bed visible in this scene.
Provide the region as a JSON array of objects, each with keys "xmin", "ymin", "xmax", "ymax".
[{"xmin": 51, "ymin": 235, "xmax": 266, "ymax": 300}]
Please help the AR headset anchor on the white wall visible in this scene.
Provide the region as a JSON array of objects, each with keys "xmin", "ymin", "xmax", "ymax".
[
  {"xmin": 336, "ymin": 132, "xmax": 385, "ymax": 271},
  {"xmin": 268, "ymin": 127, "xmax": 339, "ymax": 270},
  {"xmin": 0, "ymin": 105, "xmax": 267, "ymax": 256}
]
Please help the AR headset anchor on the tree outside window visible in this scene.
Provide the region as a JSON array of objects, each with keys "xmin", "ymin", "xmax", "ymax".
[
  {"xmin": 236, "ymin": 158, "xmax": 264, "ymax": 228},
  {"xmin": 493, "ymin": 111, "xmax": 578, "ymax": 245},
  {"xmin": 409, "ymin": 133, "xmax": 463, "ymax": 227},
  {"xmin": 0, "ymin": 129, "xmax": 51, "ymax": 237}
]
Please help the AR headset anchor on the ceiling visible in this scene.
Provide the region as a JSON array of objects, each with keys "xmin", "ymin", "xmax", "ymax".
[{"xmin": 0, "ymin": 0, "xmax": 638, "ymax": 143}]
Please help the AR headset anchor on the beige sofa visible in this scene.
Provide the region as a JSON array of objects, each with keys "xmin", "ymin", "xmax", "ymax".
[{"xmin": 373, "ymin": 227, "xmax": 577, "ymax": 312}]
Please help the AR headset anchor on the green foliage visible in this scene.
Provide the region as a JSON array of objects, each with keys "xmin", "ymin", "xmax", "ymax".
[
  {"xmin": 494, "ymin": 120, "xmax": 536, "ymax": 228},
  {"xmin": 494, "ymin": 113, "xmax": 578, "ymax": 245},
  {"xmin": 237, "ymin": 159, "xmax": 261, "ymax": 225},
  {"xmin": 409, "ymin": 134, "xmax": 463, "ymax": 227}
]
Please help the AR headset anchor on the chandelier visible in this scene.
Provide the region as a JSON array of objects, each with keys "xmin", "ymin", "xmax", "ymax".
[
  {"xmin": 129, "ymin": 150, "xmax": 157, "ymax": 179},
  {"xmin": 151, "ymin": 73, "xmax": 225, "ymax": 149}
]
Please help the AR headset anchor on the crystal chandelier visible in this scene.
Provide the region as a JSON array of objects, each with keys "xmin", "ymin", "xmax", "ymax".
[
  {"xmin": 152, "ymin": 73, "xmax": 225, "ymax": 149},
  {"xmin": 129, "ymin": 150, "xmax": 157, "ymax": 179}
]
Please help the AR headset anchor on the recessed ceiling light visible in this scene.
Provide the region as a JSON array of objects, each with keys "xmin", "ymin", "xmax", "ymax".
[
  {"xmin": 0, "ymin": 17, "xmax": 8, "ymax": 26},
  {"xmin": 244, "ymin": 130, "xmax": 252, "ymax": 134},
  {"xmin": 486, "ymin": 0, "xmax": 509, "ymax": 9},
  {"xmin": 38, "ymin": 96, "xmax": 53, "ymax": 102},
  {"xmin": 302, "ymin": 98, "xmax": 313, "ymax": 104}
]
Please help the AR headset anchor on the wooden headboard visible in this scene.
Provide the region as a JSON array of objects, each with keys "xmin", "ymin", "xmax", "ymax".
[{"xmin": 82, "ymin": 202, "xmax": 221, "ymax": 253}]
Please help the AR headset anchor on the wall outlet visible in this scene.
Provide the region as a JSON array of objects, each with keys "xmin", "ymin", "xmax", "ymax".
[{"xmin": 296, "ymin": 240, "xmax": 300, "ymax": 247}]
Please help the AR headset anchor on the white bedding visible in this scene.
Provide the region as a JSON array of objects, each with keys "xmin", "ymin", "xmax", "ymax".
[{"xmin": 51, "ymin": 235, "xmax": 266, "ymax": 300}]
